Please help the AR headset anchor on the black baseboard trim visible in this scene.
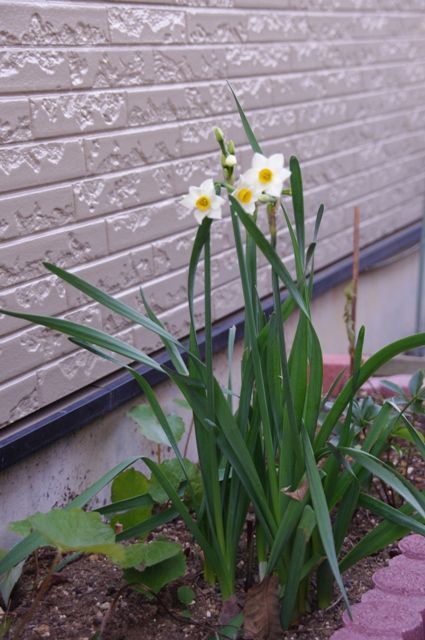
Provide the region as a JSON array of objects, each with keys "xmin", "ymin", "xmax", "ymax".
[{"xmin": 0, "ymin": 221, "xmax": 421, "ymax": 471}]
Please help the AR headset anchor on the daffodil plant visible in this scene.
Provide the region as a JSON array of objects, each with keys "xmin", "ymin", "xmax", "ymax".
[{"xmin": 1, "ymin": 90, "xmax": 424, "ymax": 629}]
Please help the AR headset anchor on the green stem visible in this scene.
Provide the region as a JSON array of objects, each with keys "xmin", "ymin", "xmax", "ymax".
[
  {"xmin": 246, "ymin": 207, "xmax": 259, "ymax": 334},
  {"xmin": 203, "ymin": 231, "xmax": 228, "ymax": 578}
]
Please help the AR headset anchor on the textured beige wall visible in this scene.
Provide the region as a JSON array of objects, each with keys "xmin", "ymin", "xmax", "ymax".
[{"xmin": 0, "ymin": 0, "xmax": 425, "ymax": 428}]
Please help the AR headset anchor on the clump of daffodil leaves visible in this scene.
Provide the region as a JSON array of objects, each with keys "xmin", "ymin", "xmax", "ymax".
[{"xmin": 1, "ymin": 87, "xmax": 424, "ymax": 635}]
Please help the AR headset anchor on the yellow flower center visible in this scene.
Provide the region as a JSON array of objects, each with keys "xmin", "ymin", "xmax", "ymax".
[
  {"xmin": 258, "ymin": 168, "xmax": 273, "ymax": 184},
  {"xmin": 195, "ymin": 195, "xmax": 211, "ymax": 212},
  {"xmin": 237, "ymin": 187, "xmax": 253, "ymax": 205}
]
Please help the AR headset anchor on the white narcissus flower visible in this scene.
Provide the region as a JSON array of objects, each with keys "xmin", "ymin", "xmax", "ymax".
[
  {"xmin": 233, "ymin": 177, "xmax": 262, "ymax": 215},
  {"xmin": 244, "ymin": 153, "xmax": 291, "ymax": 198},
  {"xmin": 181, "ymin": 178, "xmax": 225, "ymax": 225}
]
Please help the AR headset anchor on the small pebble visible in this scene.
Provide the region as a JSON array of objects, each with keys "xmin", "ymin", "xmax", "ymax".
[{"xmin": 94, "ymin": 611, "xmax": 103, "ymax": 625}]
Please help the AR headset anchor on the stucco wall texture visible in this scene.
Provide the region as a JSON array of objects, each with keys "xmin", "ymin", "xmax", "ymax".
[{"xmin": 0, "ymin": 0, "xmax": 424, "ymax": 429}]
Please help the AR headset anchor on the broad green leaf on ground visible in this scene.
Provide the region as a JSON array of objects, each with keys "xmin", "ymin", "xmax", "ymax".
[
  {"xmin": 111, "ymin": 468, "xmax": 152, "ymax": 532},
  {"xmin": 112, "ymin": 468, "xmax": 150, "ymax": 502},
  {"xmin": 177, "ymin": 585, "xmax": 196, "ymax": 605},
  {"xmin": 123, "ymin": 542, "xmax": 186, "ymax": 594},
  {"xmin": 182, "ymin": 460, "xmax": 203, "ymax": 510},
  {"xmin": 0, "ymin": 549, "xmax": 24, "ymax": 606},
  {"xmin": 128, "ymin": 404, "xmax": 185, "ymax": 446},
  {"xmin": 148, "ymin": 458, "xmax": 201, "ymax": 505},
  {"xmin": 119, "ymin": 539, "xmax": 182, "ymax": 569},
  {"xmin": 148, "ymin": 458, "xmax": 186, "ymax": 503},
  {"xmin": 0, "ymin": 456, "xmax": 143, "ymax": 577},
  {"xmin": 173, "ymin": 397, "xmax": 192, "ymax": 410},
  {"xmin": 8, "ymin": 519, "xmax": 34, "ymax": 538},
  {"xmin": 18, "ymin": 509, "xmax": 123, "ymax": 561}
]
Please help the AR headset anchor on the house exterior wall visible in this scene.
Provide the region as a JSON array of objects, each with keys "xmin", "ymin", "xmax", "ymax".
[{"xmin": 0, "ymin": 0, "xmax": 424, "ymax": 429}]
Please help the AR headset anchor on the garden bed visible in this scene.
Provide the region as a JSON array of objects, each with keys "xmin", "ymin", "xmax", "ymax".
[
  {"xmin": 2, "ymin": 429, "xmax": 424, "ymax": 640},
  {"xmin": 3, "ymin": 511, "xmax": 398, "ymax": 640}
]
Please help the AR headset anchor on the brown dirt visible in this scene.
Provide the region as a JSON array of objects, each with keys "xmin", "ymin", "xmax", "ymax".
[{"xmin": 2, "ymin": 445, "xmax": 424, "ymax": 640}]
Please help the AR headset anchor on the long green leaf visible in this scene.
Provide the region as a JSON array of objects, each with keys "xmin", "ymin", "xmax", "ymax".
[
  {"xmin": 302, "ymin": 430, "xmax": 351, "ymax": 613},
  {"xmin": 139, "ymin": 287, "xmax": 188, "ymax": 375},
  {"xmin": 288, "ymin": 314, "xmax": 308, "ymax": 425},
  {"xmin": 290, "ymin": 156, "xmax": 305, "ymax": 261},
  {"xmin": 339, "ymin": 492, "xmax": 425, "ymax": 573},
  {"xmin": 267, "ymin": 499, "xmax": 305, "ymax": 574},
  {"xmin": 316, "ymin": 480, "xmax": 360, "ymax": 609},
  {"xmin": 116, "ymin": 507, "xmax": 179, "ymax": 542},
  {"xmin": 227, "ymin": 82, "xmax": 262, "ymax": 154},
  {"xmin": 230, "ymin": 196, "xmax": 309, "ymax": 318},
  {"xmin": 97, "ymin": 494, "xmax": 154, "ymax": 516},
  {"xmin": 306, "ymin": 204, "xmax": 325, "ymax": 272},
  {"xmin": 362, "ymin": 403, "xmax": 395, "ymax": 452},
  {"xmin": 339, "ymin": 447, "xmax": 425, "ymax": 517},
  {"xmin": 280, "ymin": 203, "xmax": 304, "ymax": 284},
  {"xmin": 0, "ymin": 310, "xmax": 164, "ymax": 372},
  {"xmin": 358, "ymin": 493, "xmax": 425, "ymax": 536},
  {"xmin": 304, "ymin": 325, "xmax": 323, "ymax": 440},
  {"xmin": 266, "ymin": 314, "xmax": 285, "ymax": 444},
  {"xmin": 227, "ymin": 325, "xmax": 237, "ymax": 410},
  {"xmin": 280, "ymin": 506, "xmax": 316, "ymax": 629},
  {"xmin": 43, "ymin": 262, "xmax": 182, "ymax": 349},
  {"xmin": 187, "ymin": 217, "xmax": 212, "ymax": 358}
]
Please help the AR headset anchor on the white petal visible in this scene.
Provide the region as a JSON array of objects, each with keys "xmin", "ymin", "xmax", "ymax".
[
  {"xmin": 211, "ymin": 194, "xmax": 225, "ymax": 208},
  {"xmin": 189, "ymin": 185, "xmax": 201, "ymax": 198},
  {"xmin": 244, "ymin": 201, "xmax": 256, "ymax": 214},
  {"xmin": 181, "ymin": 194, "xmax": 195, "ymax": 209},
  {"xmin": 200, "ymin": 178, "xmax": 215, "ymax": 193},
  {"xmin": 243, "ymin": 167, "xmax": 260, "ymax": 186},
  {"xmin": 266, "ymin": 180, "xmax": 284, "ymax": 198},
  {"xmin": 208, "ymin": 208, "xmax": 222, "ymax": 220},
  {"xmin": 251, "ymin": 153, "xmax": 267, "ymax": 169},
  {"xmin": 193, "ymin": 209, "xmax": 205, "ymax": 225},
  {"xmin": 269, "ymin": 154, "xmax": 284, "ymax": 170},
  {"xmin": 280, "ymin": 168, "xmax": 291, "ymax": 183}
]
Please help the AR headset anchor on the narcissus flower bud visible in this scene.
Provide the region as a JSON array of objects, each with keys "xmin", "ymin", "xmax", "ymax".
[
  {"xmin": 214, "ymin": 127, "xmax": 224, "ymax": 143},
  {"xmin": 258, "ymin": 193, "xmax": 275, "ymax": 204},
  {"xmin": 224, "ymin": 154, "xmax": 237, "ymax": 168}
]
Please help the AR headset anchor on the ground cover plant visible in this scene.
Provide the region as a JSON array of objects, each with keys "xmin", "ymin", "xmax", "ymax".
[{"xmin": 1, "ymin": 89, "xmax": 425, "ymax": 638}]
